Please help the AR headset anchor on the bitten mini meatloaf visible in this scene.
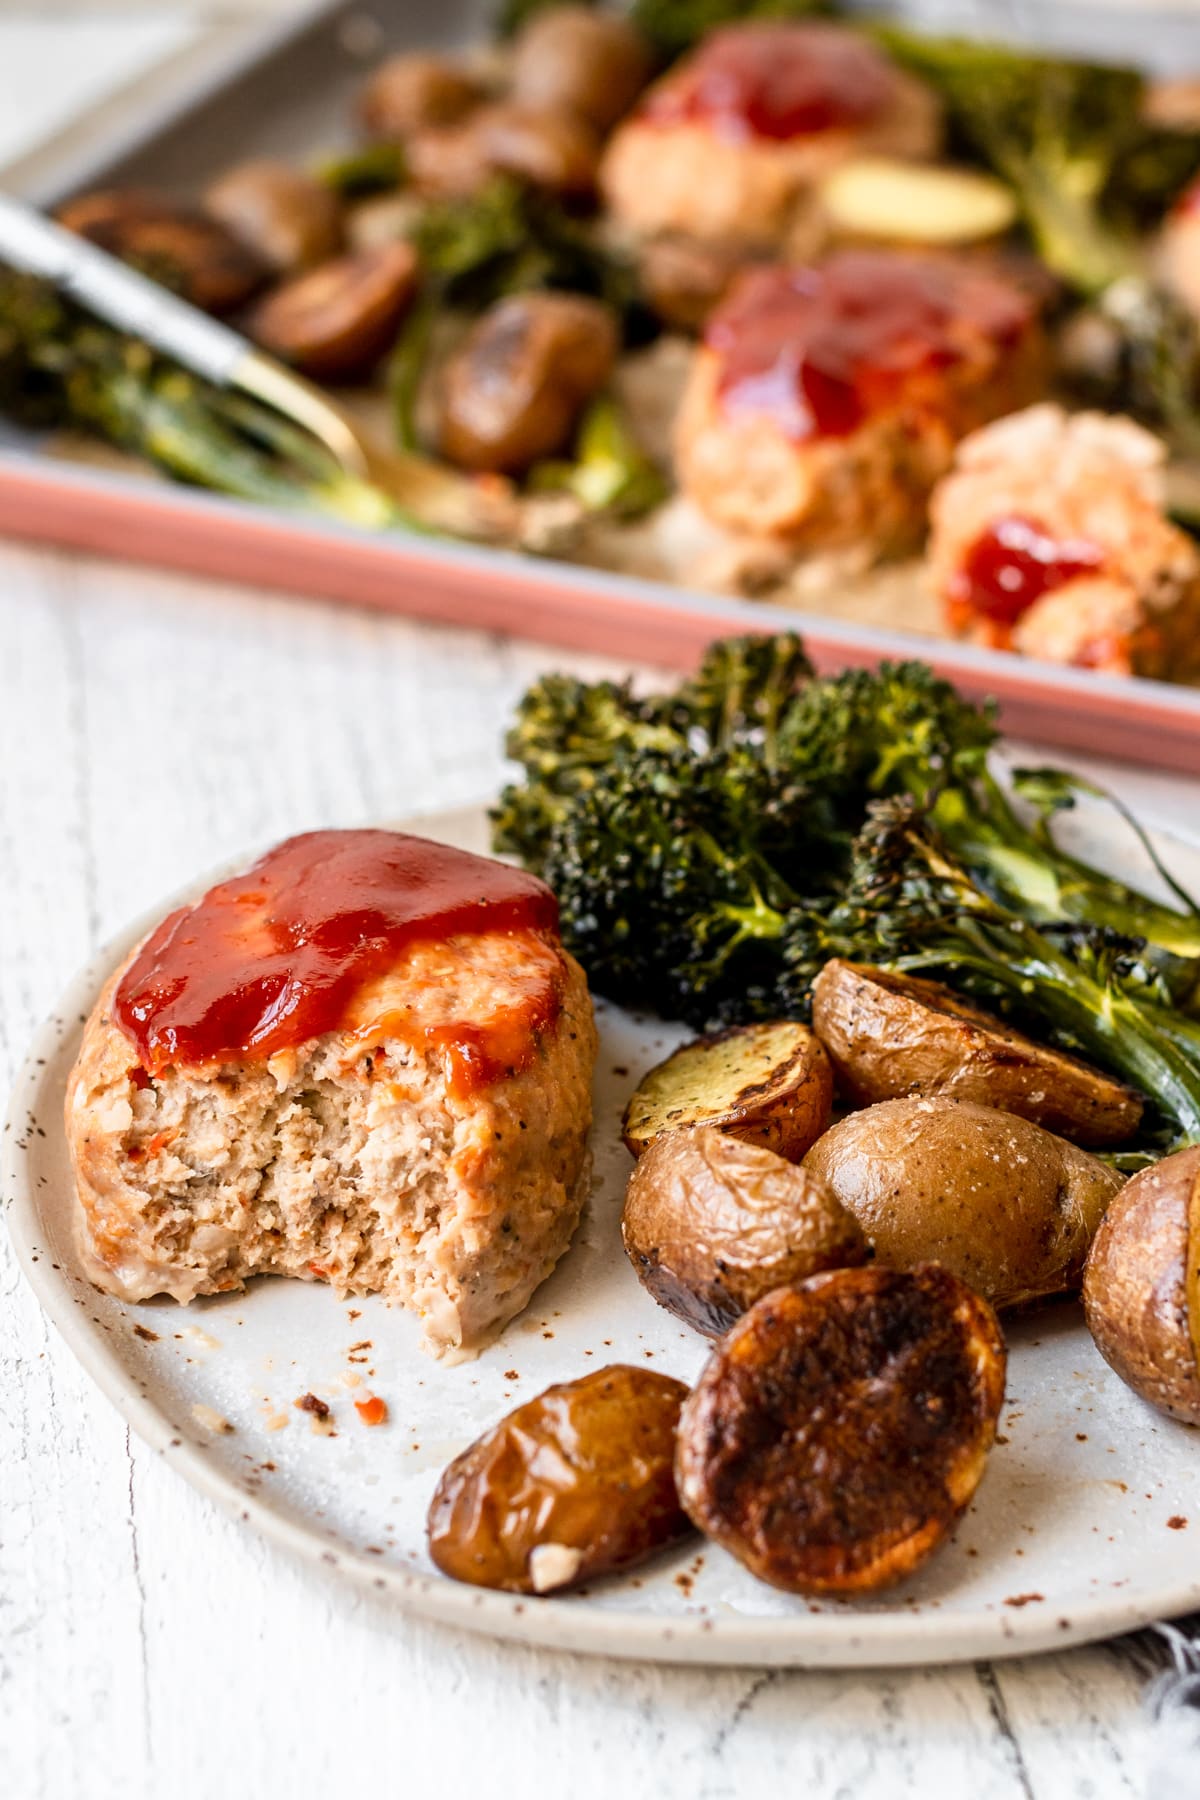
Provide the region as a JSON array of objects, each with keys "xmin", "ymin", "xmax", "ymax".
[
  {"xmin": 66, "ymin": 829, "xmax": 596, "ymax": 1357},
  {"xmin": 674, "ymin": 250, "xmax": 1047, "ymax": 551},
  {"xmin": 927, "ymin": 404, "xmax": 1200, "ymax": 677}
]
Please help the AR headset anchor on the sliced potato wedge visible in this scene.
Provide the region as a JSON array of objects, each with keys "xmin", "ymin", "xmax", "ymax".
[
  {"xmin": 811, "ymin": 959, "xmax": 1143, "ymax": 1148},
  {"xmin": 675, "ymin": 1265, "xmax": 1007, "ymax": 1595},
  {"xmin": 819, "ymin": 157, "xmax": 1018, "ymax": 247},
  {"xmin": 622, "ymin": 1125, "xmax": 869, "ymax": 1336},
  {"xmin": 622, "ymin": 1020, "xmax": 833, "ymax": 1162}
]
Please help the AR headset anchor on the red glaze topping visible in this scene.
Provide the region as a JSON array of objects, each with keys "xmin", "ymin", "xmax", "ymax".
[
  {"xmin": 1173, "ymin": 173, "xmax": 1200, "ymax": 219},
  {"xmin": 639, "ymin": 22, "xmax": 896, "ymax": 143},
  {"xmin": 114, "ymin": 830, "xmax": 562, "ymax": 1088},
  {"xmin": 948, "ymin": 515, "xmax": 1105, "ymax": 634},
  {"xmin": 707, "ymin": 253, "xmax": 1035, "ymax": 441}
]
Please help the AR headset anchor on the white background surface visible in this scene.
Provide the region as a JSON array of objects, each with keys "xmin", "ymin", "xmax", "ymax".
[{"xmin": 1, "ymin": 8, "xmax": 1199, "ymax": 1798}]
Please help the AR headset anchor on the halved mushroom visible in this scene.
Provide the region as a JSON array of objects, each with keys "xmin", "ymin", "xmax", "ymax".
[
  {"xmin": 427, "ymin": 1365, "xmax": 692, "ymax": 1593},
  {"xmin": 622, "ymin": 1019, "xmax": 833, "ymax": 1162},
  {"xmin": 510, "ymin": 5, "xmax": 653, "ymax": 134},
  {"xmin": 204, "ymin": 160, "xmax": 343, "ymax": 273},
  {"xmin": 811, "ymin": 959, "xmax": 1143, "ymax": 1147},
  {"xmin": 675, "ymin": 1264, "xmax": 1006, "ymax": 1595},
  {"xmin": 623, "ymin": 1124, "xmax": 869, "ymax": 1336},
  {"xmin": 358, "ymin": 53, "xmax": 482, "ymax": 139},
  {"xmin": 407, "ymin": 103, "xmax": 601, "ymax": 200},
  {"xmin": 439, "ymin": 290, "xmax": 617, "ymax": 474},
  {"xmin": 244, "ymin": 241, "xmax": 419, "ymax": 380},
  {"xmin": 56, "ymin": 188, "xmax": 268, "ymax": 314}
]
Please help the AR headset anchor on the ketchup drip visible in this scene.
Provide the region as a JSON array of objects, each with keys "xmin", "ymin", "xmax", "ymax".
[
  {"xmin": 114, "ymin": 830, "xmax": 561, "ymax": 1085},
  {"xmin": 708, "ymin": 254, "xmax": 1035, "ymax": 441},
  {"xmin": 949, "ymin": 515, "xmax": 1105, "ymax": 633},
  {"xmin": 640, "ymin": 22, "xmax": 895, "ymax": 143}
]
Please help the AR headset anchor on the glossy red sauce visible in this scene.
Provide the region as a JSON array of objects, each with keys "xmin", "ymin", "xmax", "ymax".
[
  {"xmin": 1173, "ymin": 173, "xmax": 1200, "ymax": 219},
  {"xmin": 114, "ymin": 830, "xmax": 562, "ymax": 1092},
  {"xmin": 707, "ymin": 254, "xmax": 1034, "ymax": 441},
  {"xmin": 948, "ymin": 515, "xmax": 1105, "ymax": 635},
  {"xmin": 639, "ymin": 22, "xmax": 895, "ymax": 143}
]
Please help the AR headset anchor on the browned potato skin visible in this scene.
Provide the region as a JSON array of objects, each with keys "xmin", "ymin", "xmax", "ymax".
[
  {"xmin": 675, "ymin": 1265, "xmax": 1006, "ymax": 1595},
  {"xmin": 439, "ymin": 291, "xmax": 616, "ymax": 474},
  {"xmin": 510, "ymin": 5, "xmax": 653, "ymax": 133},
  {"xmin": 427, "ymin": 1365, "xmax": 692, "ymax": 1593},
  {"xmin": 812, "ymin": 959, "xmax": 1143, "ymax": 1148},
  {"xmin": 623, "ymin": 1124, "xmax": 869, "ymax": 1336},
  {"xmin": 622, "ymin": 1020, "xmax": 834, "ymax": 1163},
  {"xmin": 359, "ymin": 53, "xmax": 482, "ymax": 138},
  {"xmin": 56, "ymin": 189, "xmax": 268, "ymax": 314},
  {"xmin": 1083, "ymin": 1145, "xmax": 1200, "ymax": 1426},
  {"xmin": 804, "ymin": 1096, "xmax": 1124, "ymax": 1310},
  {"xmin": 204, "ymin": 160, "xmax": 343, "ymax": 273},
  {"xmin": 245, "ymin": 241, "xmax": 419, "ymax": 380},
  {"xmin": 407, "ymin": 104, "xmax": 601, "ymax": 200}
]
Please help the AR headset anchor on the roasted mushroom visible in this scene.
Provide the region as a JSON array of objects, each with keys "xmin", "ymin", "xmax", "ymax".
[
  {"xmin": 623, "ymin": 1124, "xmax": 869, "ymax": 1336},
  {"xmin": 245, "ymin": 241, "xmax": 419, "ymax": 380},
  {"xmin": 1083, "ymin": 1144, "xmax": 1200, "ymax": 1426},
  {"xmin": 510, "ymin": 5, "xmax": 653, "ymax": 134},
  {"xmin": 804, "ymin": 1096, "xmax": 1124, "ymax": 1311},
  {"xmin": 622, "ymin": 1020, "xmax": 833, "ymax": 1162},
  {"xmin": 204, "ymin": 160, "xmax": 344, "ymax": 273},
  {"xmin": 56, "ymin": 188, "xmax": 269, "ymax": 314},
  {"xmin": 675, "ymin": 1264, "xmax": 1006, "ymax": 1595},
  {"xmin": 439, "ymin": 290, "xmax": 617, "ymax": 474},
  {"xmin": 811, "ymin": 960, "xmax": 1143, "ymax": 1148},
  {"xmin": 407, "ymin": 103, "xmax": 601, "ymax": 200},
  {"xmin": 358, "ymin": 53, "xmax": 482, "ymax": 139},
  {"xmin": 427, "ymin": 1365, "xmax": 693, "ymax": 1593}
]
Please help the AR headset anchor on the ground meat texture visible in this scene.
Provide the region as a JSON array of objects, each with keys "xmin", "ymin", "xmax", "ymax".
[
  {"xmin": 675, "ymin": 1265, "xmax": 1006, "ymax": 1595},
  {"xmin": 67, "ymin": 927, "xmax": 596, "ymax": 1358}
]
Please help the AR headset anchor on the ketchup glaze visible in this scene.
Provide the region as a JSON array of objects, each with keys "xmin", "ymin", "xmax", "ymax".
[
  {"xmin": 707, "ymin": 254, "xmax": 1036, "ymax": 442},
  {"xmin": 949, "ymin": 515, "xmax": 1105, "ymax": 633},
  {"xmin": 114, "ymin": 830, "xmax": 562, "ymax": 1086},
  {"xmin": 640, "ymin": 22, "xmax": 896, "ymax": 143}
]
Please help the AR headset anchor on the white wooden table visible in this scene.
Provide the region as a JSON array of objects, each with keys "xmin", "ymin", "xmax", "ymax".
[{"xmin": 0, "ymin": 13, "xmax": 1195, "ymax": 1798}]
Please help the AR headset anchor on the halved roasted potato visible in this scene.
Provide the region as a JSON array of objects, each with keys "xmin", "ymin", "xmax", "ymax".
[
  {"xmin": 622, "ymin": 1020, "xmax": 833, "ymax": 1162},
  {"xmin": 427, "ymin": 1365, "xmax": 692, "ymax": 1593},
  {"xmin": 811, "ymin": 959, "xmax": 1143, "ymax": 1148},
  {"xmin": 804, "ymin": 1096, "xmax": 1124, "ymax": 1310},
  {"xmin": 623, "ymin": 1125, "xmax": 869, "ymax": 1336},
  {"xmin": 675, "ymin": 1265, "xmax": 1006, "ymax": 1595},
  {"xmin": 1083, "ymin": 1144, "xmax": 1200, "ymax": 1426}
]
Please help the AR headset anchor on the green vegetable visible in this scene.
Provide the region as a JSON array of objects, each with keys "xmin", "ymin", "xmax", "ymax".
[
  {"xmin": 316, "ymin": 141, "xmax": 407, "ymax": 198},
  {"xmin": 873, "ymin": 29, "xmax": 1200, "ymax": 449},
  {"xmin": 0, "ymin": 266, "xmax": 420, "ymax": 531},
  {"xmin": 528, "ymin": 393, "xmax": 667, "ymax": 517},
  {"xmin": 493, "ymin": 633, "xmax": 1200, "ymax": 1142},
  {"xmin": 629, "ymin": 0, "xmax": 828, "ymax": 61}
]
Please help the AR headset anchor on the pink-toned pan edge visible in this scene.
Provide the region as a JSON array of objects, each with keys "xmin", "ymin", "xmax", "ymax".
[{"xmin": 2, "ymin": 450, "xmax": 1198, "ymax": 774}]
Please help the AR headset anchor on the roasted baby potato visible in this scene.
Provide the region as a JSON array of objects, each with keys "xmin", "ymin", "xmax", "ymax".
[
  {"xmin": 245, "ymin": 242, "xmax": 419, "ymax": 380},
  {"xmin": 56, "ymin": 188, "xmax": 269, "ymax": 314},
  {"xmin": 675, "ymin": 1265, "xmax": 1006, "ymax": 1595},
  {"xmin": 358, "ymin": 53, "xmax": 482, "ymax": 138},
  {"xmin": 622, "ymin": 1020, "xmax": 833, "ymax": 1162},
  {"xmin": 1083, "ymin": 1145, "xmax": 1200, "ymax": 1426},
  {"xmin": 804, "ymin": 1097, "xmax": 1124, "ymax": 1310},
  {"xmin": 439, "ymin": 291, "xmax": 616, "ymax": 474},
  {"xmin": 427, "ymin": 1365, "xmax": 692, "ymax": 1593},
  {"xmin": 811, "ymin": 960, "xmax": 1143, "ymax": 1148},
  {"xmin": 204, "ymin": 160, "xmax": 343, "ymax": 273},
  {"xmin": 623, "ymin": 1124, "xmax": 869, "ymax": 1336},
  {"xmin": 510, "ymin": 5, "xmax": 653, "ymax": 134},
  {"xmin": 407, "ymin": 103, "xmax": 601, "ymax": 200}
]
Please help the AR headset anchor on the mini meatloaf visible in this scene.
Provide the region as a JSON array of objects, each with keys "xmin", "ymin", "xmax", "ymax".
[
  {"xmin": 1160, "ymin": 173, "xmax": 1200, "ymax": 318},
  {"xmin": 927, "ymin": 404, "xmax": 1200, "ymax": 678},
  {"xmin": 674, "ymin": 250, "xmax": 1047, "ymax": 551},
  {"xmin": 601, "ymin": 22, "xmax": 939, "ymax": 250},
  {"xmin": 66, "ymin": 830, "xmax": 596, "ymax": 1357}
]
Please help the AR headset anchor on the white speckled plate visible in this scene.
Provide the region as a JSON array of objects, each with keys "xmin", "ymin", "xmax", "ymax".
[{"xmin": 7, "ymin": 800, "xmax": 1200, "ymax": 1666}]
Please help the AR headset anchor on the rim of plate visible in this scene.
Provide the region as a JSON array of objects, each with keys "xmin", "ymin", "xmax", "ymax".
[{"xmin": 6, "ymin": 802, "xmax": 1200, "ymax": 1668}]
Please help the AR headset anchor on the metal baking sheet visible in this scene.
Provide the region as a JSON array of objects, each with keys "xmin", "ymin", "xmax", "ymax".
[{"xmin": 1, "ymin": 0, "xmax": 1199, "ymax": 773}]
